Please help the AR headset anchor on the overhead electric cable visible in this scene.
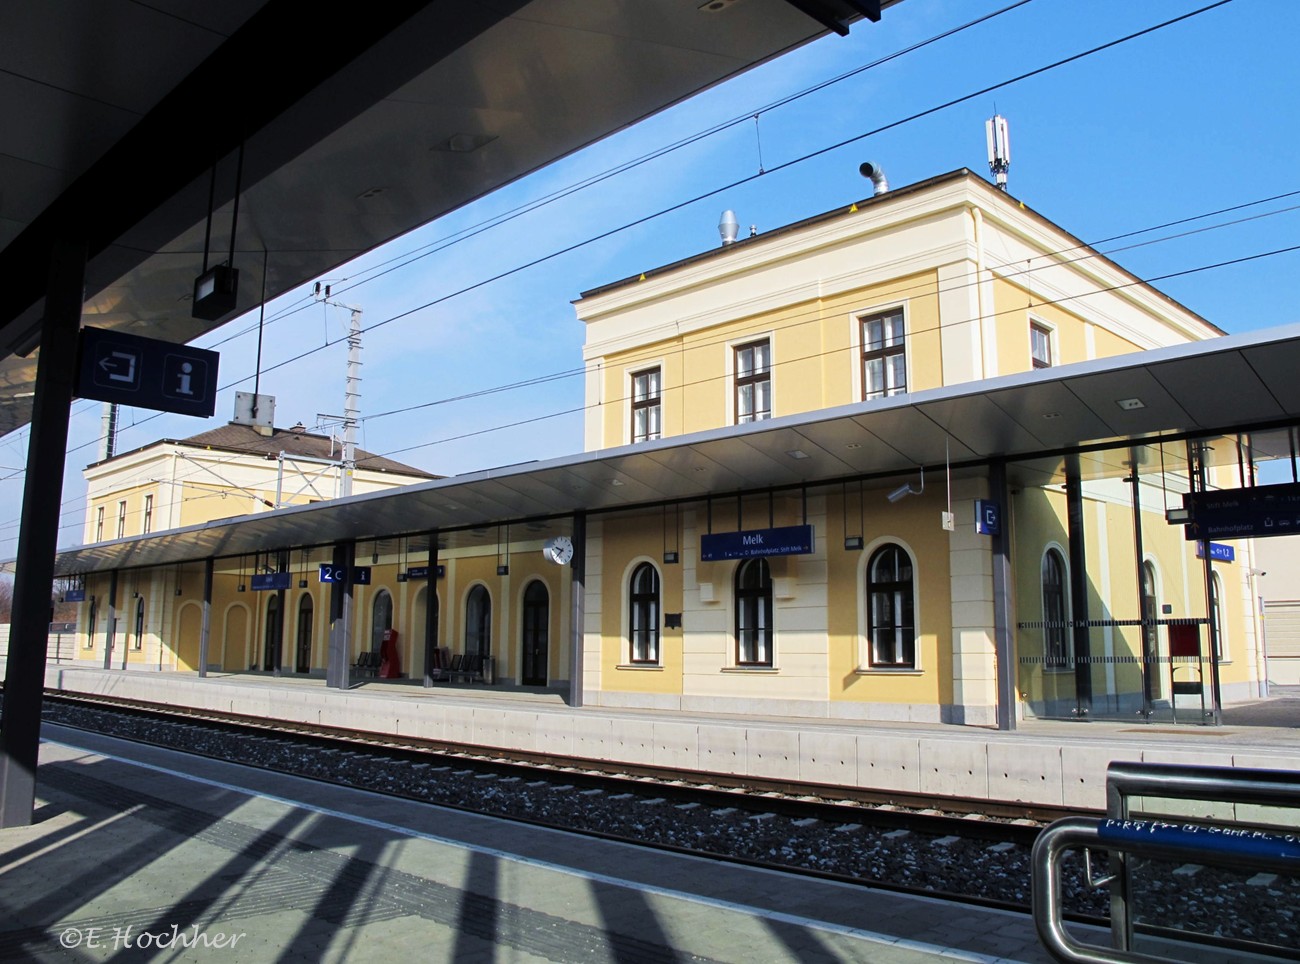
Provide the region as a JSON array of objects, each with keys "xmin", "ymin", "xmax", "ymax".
[{"xmin": 0, "ymin": 0, "xmax": 1232, "ymax": 469}]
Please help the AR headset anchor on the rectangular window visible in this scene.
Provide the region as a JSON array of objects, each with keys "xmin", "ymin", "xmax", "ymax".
[
  {"xmin": 862, "ymin": 309, "xmax": 906, "ymax": 399},
  {"xmin": 734, "ymin": 340, "xmax": 771, "ymax": 424},
  {"xmin": 117, "ymin": 500, "xmax": 127, "ymax": 539},
  {"xmin": 630, "ymin": 368, "xmax": 661, "ymax": 443},
  {"xmin": 143, "ymin": 494, "xmax": 154, "ymax": 534},
  {"xmin": 1030, "ymin": 321, "xmax": 1053, "ymax": 369},
  {"xmin": 95, "ymin": 506, "xmax": 104, "ymax": 542}
]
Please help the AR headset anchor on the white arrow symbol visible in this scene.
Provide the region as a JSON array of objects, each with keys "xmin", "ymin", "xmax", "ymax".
[{"xmin": 100, "ymin": 350, "xmax": 137, "ymax": 383}]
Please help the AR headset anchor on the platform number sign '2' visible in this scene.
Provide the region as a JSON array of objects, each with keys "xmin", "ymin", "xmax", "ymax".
[{"xmin": 318, "ymin": 565, "xmax": 371, "ymax": 585}]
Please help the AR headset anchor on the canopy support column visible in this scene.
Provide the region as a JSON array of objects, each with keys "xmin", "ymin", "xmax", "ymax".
[
  {"xmin": 326, "ymin": 541, "xmax": 355, "ymax": 689},
  {"xmin": 569, "ymin": 512, "xmax": 586, "ymax": 708},
  {"xmin": 0, "ymin": 238, "xmax": 85, "ymax": 828},
  {"xmin": 198, "ymin": 558, "xmax": 214, "ymax": 676}
]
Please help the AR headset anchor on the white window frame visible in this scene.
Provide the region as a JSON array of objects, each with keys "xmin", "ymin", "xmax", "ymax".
[
  {"xmin": 722, "ymin": 331, "xmax": 776, "ymax": 426},
  {"xmin": 1029, "ymin": 315, "xmax": 1057, "ymax": 370},
  {"xmin": 116, "ymin": 500, "xmax": 127, "ymax": 539},
  {"xmin": 627, "ymin": 364, "xmax": 663, "ymax": 444},
  {"xmin": 848, "ymin": 301, "xmax": 909, "ymax": 402},
  {"xmin": 620, "ymin": 557, "xmax": 663, "ymax": 667},
  {"xmin": 733, "ymin": 557, "xmax": 774, "ymax": 668}
]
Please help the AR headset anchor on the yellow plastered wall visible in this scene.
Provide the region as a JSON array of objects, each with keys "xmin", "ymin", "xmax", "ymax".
[
  {"xmin": 593, "ymin": 271, "xmax": 942, "ymax": 448},
  {"xmin": 990, "ymin": 278, "xmax": 1142, "ymax": 373},
  {"xmin": 87, "ymin": 481, "xmax": 159, "ymax": 540},
  {"xmin": 824, "ymin": 486, "xmax": 952, "ymax": 707},
  {"xmin": 178, "ymin": 483, "xmax": 259, "ymax": 527}
]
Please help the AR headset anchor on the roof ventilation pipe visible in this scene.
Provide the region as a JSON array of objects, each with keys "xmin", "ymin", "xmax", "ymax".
[
  {"xmin": 859, "ymin": 162, "xmax": 888, "ymax": 195},
  {"xmin": 718, "ymin": 209, "xmax": 740, "ymax": 245}
]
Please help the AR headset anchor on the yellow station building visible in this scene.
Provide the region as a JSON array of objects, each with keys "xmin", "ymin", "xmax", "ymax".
[{"xmin": 63, "ymin": 169, "xmax": 1275, "ymax": 727}]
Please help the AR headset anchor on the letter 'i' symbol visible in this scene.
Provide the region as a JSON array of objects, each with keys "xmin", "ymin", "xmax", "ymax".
[{"xmin": 177, "ymin": 362, "xmax": 194, "ymax": 396}]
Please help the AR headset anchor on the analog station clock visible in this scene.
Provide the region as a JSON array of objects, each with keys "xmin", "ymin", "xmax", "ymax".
[{"xmin": 543, "ymin": 535, "xmax": 574, "ymax": 565}]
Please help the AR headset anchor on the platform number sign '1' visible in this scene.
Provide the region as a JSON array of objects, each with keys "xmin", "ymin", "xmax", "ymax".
[{"xmin": 318, "ymin": 565, "xmax": 371, "ymax": 585}]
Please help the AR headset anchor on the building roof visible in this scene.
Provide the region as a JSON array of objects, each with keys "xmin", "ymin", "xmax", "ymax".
[
  {"xmin": 576, "ymin": 169, "xmax": 1225, "ymax": 337},
  {"xmin": 88, "ymin": 422, "xmax": 440, "ymax": 480}
]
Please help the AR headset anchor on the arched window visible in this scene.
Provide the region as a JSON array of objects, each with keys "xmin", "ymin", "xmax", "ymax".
[
  {"xmin": 735, "ymin": 558, "xmax": 773, "ymax": 666},
  {"xmin": 1141, "ymin": 560, "xmax": 1163, "ymax": 697},
  {"xmin": 1041, "ymin": 549, "xmax": 1069, "ymax": 668},
  {"xmin": 296, "ymin": 594, "xmax": 314, "ymax": 673},
  {"xmin": 465, "ymin": 585, "xmax": 491, "ymax": 657},
  {"xmin": 371, "ymin": 589, "xmax": 393, "ymax": 652},
  {"xmin": 1210, "ymin": 572, "xmax": 1227, "ymax": 661},
  {"xmin": 521, "ymin": 580, "xmax": 549, "ymax": 686},
  {"xmin": 867, "ymin": 544, "xmax": 915, "ymax": 668},
  {"xmin": 133, "ymin": 596, "xmax": 145, "ymax": 650},
  {"xmin": 1142, "ymin": 560, "xmax": 1159, "ymax": 654},
  {"xmin": 629, "ymin": 563, "xmax": 660, "ymax": 664},
  {"xmin": 263, "ymin": 594, "xmax": 281, "ymax": 669}
]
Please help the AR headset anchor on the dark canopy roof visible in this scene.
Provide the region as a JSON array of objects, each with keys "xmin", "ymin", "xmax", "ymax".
[
  {"xmin": 51, "ymin": 321, "xmax": 1300, "ymax": 575},
  {"xmin": 0, "ymin": 0, "xmax": 900, "ymax": 436}
]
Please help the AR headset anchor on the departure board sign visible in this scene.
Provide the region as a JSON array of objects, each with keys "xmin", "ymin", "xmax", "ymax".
[
  {"xmin": 1183, "ymin": 482, "xmax": 1300, "ymax": 541},
  {"xmin": 405, "ymin": 565, "xmax": 445, "ymax": 579},
  {"xmin": 700, "ymin": 524, "xmax": 814, "ymax": 562},
  {"xmin": 251, "ymin": 572, "xmax": 292, "ymax": 591}
]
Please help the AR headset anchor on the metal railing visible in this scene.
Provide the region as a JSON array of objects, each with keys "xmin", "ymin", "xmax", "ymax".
[{"xmin": 1032, "ymin": 762, "xmax": 1300, "ymax": 964}]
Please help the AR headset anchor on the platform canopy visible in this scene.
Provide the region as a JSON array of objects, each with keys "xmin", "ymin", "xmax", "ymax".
[
  {"xmin": 51, "ymin": 320, "xmax": 1300, "ymax": 575},
  {"xmin": 0, "ymin": 0, "xmax": 897, "ymax": 437}
]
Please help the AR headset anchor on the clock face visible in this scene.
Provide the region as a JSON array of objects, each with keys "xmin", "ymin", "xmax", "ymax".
[{"xmin": 545, "ymin": 536, "xmax": 574, "ymax": 565}]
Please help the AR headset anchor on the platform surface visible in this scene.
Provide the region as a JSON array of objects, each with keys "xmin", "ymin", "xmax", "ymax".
[{"xmin": 0, "ymin": 726, "xmax": 1064, "ymax": 963}]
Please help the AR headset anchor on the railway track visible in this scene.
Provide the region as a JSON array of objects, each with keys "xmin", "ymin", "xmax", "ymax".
[{"xmin": 19, "ymin": 688, "xmax": 1300, "ymax": 958}]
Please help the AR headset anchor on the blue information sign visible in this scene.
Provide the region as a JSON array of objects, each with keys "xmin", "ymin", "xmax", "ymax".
[
  {"xmin": 700, "ymin": 524, "xmax": 814, "ymax": 562},
  {"xmin": 319, "ymin": 565, "xmax": 372, "ymax": 584},
  {"xmin": 251, "ymin": 572, "xmax": 293, "ymax": 591},
  {"xmin": 975, "ymin": 500, "xmax": 1001, "ymax": 536},
  {"xmin": 1195, "ymin": 542, "xmax": 1235, "ymax": 563},
  {"xmin": 1099, "ymin": 818, "xmax": 1300, "ymax": 864},
  {"xmin": 76, "ymin": 327, "xmax": 219, "ymax": 418},
  {"xmin": 1184, "ymin": 482, "xmax": 1300, "ymax": 541},
  {"xmin": 64, "ymin": 589, "xmax": 86, "ymax": 602}
]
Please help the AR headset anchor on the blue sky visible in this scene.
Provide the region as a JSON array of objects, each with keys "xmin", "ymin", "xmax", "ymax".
[{"xmin": 2, "ymin": 0, "xmax": 1297, "ymax": 558}]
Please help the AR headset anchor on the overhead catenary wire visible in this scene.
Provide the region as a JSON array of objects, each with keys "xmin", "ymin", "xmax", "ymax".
[
  {"xmin": 0, "ymin": 0, "xmax": 1258, "ymax": 544},
  {"xmin": 0, "ymin": 1, "xmax": 1037, "ymax": 467},
  {"xmin": 8, "ymin": 225, "xmax": 1299, "ymax": 547},
  {"xmin": 0, "ymin": 0, "xmax": 1238, "ymax": 476},
  {"xmin": 58, "ymin": 0, "xmax": 1235, "ymax": 462},
  {"xmin": 3, "ymin": 187, "xmax": 1298, "ymax": 542},
  {"xmin": 361, "ymin": 238, "xmax": 1300, "ymax": 465},
  {"xmin": 5, "ymin": 170, "xmax": 1299, "ymax": 528}
]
